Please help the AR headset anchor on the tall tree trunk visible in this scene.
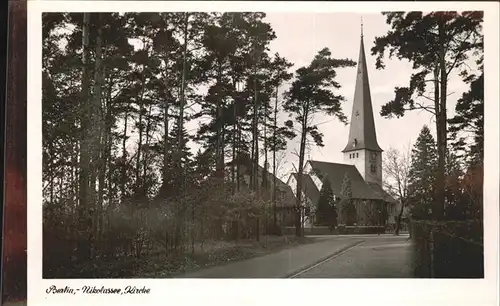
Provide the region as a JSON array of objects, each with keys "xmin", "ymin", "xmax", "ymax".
[
  {"xmin": 262, "ymin": 84, "xmax": 268, "ymax": 237},
  {"xmin": 49, "ymin": 166, "xmax": 54, "ymax": 205},
  {"xmin": 161, "ymin": 72, "xmax": 170, "ymax": 197},
  {"xmin": 106, "ymin": 104, "xmax": 113, "ymax": 235},
  {"xmin": 93, "ymin": 14, "xmax": 105, "ymax": 244},
  {"xmin": 104, "ymin": 73, "xmax": 114, "ymax": 234},
  {"xmin": 191, "ymin": 201, "xmax": 195, "ymax": 254},
  {"xmin": 252, "ymin": 74, "xmax": 259, "ymax": 193},
  {"xmin": 178, "ymin": 12, "xmax": 189, "ymax": 173},
  {"xmin": 215, "ymin": 64, "xmax": 224, "ymax": 180},
  {"xmin": 178, "ymin": 13, "xmax": 190, "ymax": 253},
  {"xmin": 435, "ymin": 17, "xmax": 447, "ymax": 221},
  {"xmin": 394, "ymin": 200, "xmax": 405, "ymax": 236},
  {"xmin": 272, "ymin": 86, "xmax": 278, "ymax": 230},
  {"xmin": 432, "ymin": 62, "xmax": 441, "ymax": 219},
  {"xmin": 250, "ymin": 96, "xmax": 255, "ymax": 191},
  {"xmin": 73, "ymin": 142, "xmax": 79, "ymax": 219},
  {"xmin": 89, "ymin": 13, "xmax": 103, "ymax": 253},
  {"xmin": 231, "ymin": 119, "xmax": 236, "ymax": 192},
  {"xmin": 143, "ymin": 104, "xmax": 153, "ymax": 182},
  {"xmin": 135, "ymin": 106, "xmax": 143, "ymax": 194},
  {"xmin": 121, "ymin": 107, "xmax": 129, "ymax": 201},
  {"xmin": 236, "ymin": 121, "xmax": 241, "ymax": 191},
  {"xmin": 135, "ymin": 60, "xmax": 147, "ymax": 196},
  {"xmin": 161, "ymin": 76, "xmax": 170, "ymax": 252},
  {"xmin": 77, "ymin": 12, "xmax": 92, "ymax": 261},
  {"xmin": 142, "ymin": 103, "xmax": 154, "ymax": 255},
  {"xmin": 295, "ymin": 105, "xmax": 309, "ymax": 237},
  {"xmin": 231, "ymin": 83, "xmax": 237, "ymax": 194},
  {"xmin": 263, "ymin": 96, "xmax": 268, "ymax": 191}
]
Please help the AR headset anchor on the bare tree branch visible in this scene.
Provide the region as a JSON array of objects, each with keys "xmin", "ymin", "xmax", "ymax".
[{"xmin": 383, "ymin": 146, "xmax": 412, "ymax": 235}]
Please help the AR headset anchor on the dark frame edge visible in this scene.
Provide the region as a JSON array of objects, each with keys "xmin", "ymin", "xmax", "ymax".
[{"xmin": 2, "ymin": 0, "xmax": 28, "ymax": 304}]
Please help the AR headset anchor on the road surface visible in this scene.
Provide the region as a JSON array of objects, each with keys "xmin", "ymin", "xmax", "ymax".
[
  {"xmin": 291, "ymin": 234, "xmax": 413, "ymax": 278},
  {"xmin": 180, "ymin": 234, "xmax": 413, "ymax": 278}
]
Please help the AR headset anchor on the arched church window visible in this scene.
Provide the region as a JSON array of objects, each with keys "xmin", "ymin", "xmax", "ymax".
[
  {"xmin": 370, "ymin": 164, "xmax": 376, "ymax": 173},
  {"xmin": 356, "ymin": 153, "xmax": 359, "ymax": 158}
]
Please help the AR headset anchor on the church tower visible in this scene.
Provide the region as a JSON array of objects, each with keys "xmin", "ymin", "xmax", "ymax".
[{"xmin": 342, "ymin": 22, "xmax": 383, "ymax": 186}]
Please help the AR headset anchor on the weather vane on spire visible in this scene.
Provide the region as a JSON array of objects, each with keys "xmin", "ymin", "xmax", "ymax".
[{"xmin": 361, "ymin": 16, "xmax": 364, "ymax": 37}]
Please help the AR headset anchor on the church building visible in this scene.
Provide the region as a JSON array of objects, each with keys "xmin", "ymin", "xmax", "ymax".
[{"xmin": 287, "ymin": 27, "xmax": 396, "ymax": 228}]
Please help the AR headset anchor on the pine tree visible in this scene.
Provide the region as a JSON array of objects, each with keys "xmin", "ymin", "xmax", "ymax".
[
  {"xmin": 408, "ymin": 125, "xmax": 438, "ymax": 220},
  {"xmin": 443, "ymin": 149, "xmax": 467, "ymax": 220},
  {"xmin": 315, "ymin": 178, "xmax": 337, "ymax": 226},
  {"xmin": 372, "ymin": 11, "xmax": 483, "ymax": 221},
  {"xmin": 283, "ymin": 48, "xmax": 356, "ymax": 236},
  {"xmin": 339, "ymin": 173, "xmax": 356, "ymax": 226},
  {"xmin": 77, "ymin": 12, "xmax": 92, "ymax": 261},
  {"xmin": 449, "ymin": 56, "xmax": 484, "ymax": 166},
  {"xmin": 168, "ymin": 120, "xmax": 194, "ymax": 197}
]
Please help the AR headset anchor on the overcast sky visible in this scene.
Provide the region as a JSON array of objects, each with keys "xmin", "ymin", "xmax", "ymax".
[{"xmin": 243, "ymin": 12, "xmax": 468, "ymax": 179}]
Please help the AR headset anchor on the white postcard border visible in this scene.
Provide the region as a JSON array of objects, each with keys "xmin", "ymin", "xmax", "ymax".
[{"xmin": 27, "ymin": 1, "xmax": 499, "ymax": 306}]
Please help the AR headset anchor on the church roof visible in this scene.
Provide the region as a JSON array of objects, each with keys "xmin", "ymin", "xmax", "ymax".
[
  {"xmin": 307, "ymin": 160, "xmax": 384, "ymax": 201},
  {"xmin": 367, "ymin": 182, "xmax": 398, "ymax": 204},
  {"xmin": 226, "ymin": 158, "xmax": 297, "ymax": 208},
  {"xmin": 342, "ymin": 32, "xmax": 383, "ymax": 153},
  {"xmin": 291, "ymin": 173, "xmax": 320, "ymax": 205}
]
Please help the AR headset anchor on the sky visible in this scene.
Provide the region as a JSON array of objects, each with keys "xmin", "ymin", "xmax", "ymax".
[{"xmin": 241, "ymin": 12, "xmax": 470, "ymax": 179}]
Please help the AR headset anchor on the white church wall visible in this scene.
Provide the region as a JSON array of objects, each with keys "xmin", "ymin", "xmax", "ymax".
[
  {"xmin": 343, "ymin": 149, "xmax": 366, "ymax": 179},
  {"xmin": 287, "ymin": 174, "xmax": 297, "ymax": 196},
  {"xmin": 363, "ymin": 150, "xmax": 382, "ymax": 186}
]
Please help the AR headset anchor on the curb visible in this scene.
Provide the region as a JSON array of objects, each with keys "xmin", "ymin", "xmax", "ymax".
[{"xmin": 285, "ymin": 239, "xmax": 365, "ymax": 278}]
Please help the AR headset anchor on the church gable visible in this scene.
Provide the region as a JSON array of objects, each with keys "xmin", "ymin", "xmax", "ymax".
[{"xmin": 307, "ymin": 160, "xmax": 383, "ymax": 201}]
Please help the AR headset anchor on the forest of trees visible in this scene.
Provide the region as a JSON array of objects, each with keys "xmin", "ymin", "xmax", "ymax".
[
  {"xmin": 42, "ymin": 12, "xmax": 357, "ymax": 276},
  {"xmin": 42, "ymin": 11, "xmax": 484, "ymax": 277}
]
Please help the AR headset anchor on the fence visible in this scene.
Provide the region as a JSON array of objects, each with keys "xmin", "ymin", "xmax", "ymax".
[{"xmin": 410, "ymin": 220, "xmax": 483, "ymax": 278}]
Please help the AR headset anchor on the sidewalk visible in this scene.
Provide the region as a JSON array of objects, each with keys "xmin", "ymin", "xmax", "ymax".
[{"xmin": 178, "ymin": 236, "xmax": 364, "ymax": 278}]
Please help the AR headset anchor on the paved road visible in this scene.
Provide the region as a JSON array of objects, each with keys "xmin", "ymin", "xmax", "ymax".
[
  {"xmin": 180, "ymin": 236, "xmax": 364, "ymax": 278},
  {"xmin": 179, "ymin": 234, "xmax": 413, "ymax": 278},
  {"xmin": 292, "ymin": 235, "xmax": 414, "ymax": 278}
]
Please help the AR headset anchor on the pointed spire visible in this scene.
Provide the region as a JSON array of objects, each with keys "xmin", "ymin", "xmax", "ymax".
[{"xmin": 342, "ymin": 22, "xmax": 383, "ymax": 153}]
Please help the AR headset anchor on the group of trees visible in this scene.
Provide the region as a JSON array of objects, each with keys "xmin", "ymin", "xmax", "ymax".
[
  {"xmin": 42, "ymin": 11, "xmax": 358, "ymax": 270},
  {"xmin": 405, "ymin": 124, "xmax": 482, "ymax": 221},
  {"xmin": 374, "ymin": 11, "xmax": 484, "ymax": 228}
]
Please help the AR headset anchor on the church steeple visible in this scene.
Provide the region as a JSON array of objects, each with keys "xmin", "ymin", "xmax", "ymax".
[{"xmin": 342, "ymin": 25, "xmax": 382, "ymax": 154}]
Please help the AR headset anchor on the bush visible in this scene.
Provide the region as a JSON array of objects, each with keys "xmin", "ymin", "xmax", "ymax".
[
  {"xmin": 410, "ymin": 220, "xmax": 483, "ymax": 278},
  {"xmin": 338, "ymin": 200, "xmax": 357, "ymax": 226}
]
